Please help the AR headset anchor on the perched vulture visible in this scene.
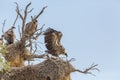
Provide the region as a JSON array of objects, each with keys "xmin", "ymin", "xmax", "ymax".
[
  {"xmin": 44, "ymin": 28, "xmax": 67, "ymax": 57},
  {"xmin": 3, "ymin": 27, "xmax": 16, "ymax": 45},
  {"xmin": 24, "ymin": 19, "xmax": 38, "ymax": 37}
]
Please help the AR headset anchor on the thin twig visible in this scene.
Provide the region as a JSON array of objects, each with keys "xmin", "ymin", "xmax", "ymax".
[
  {"xmin": 2, "ymin": 19, "xmax": 6, "ymax": 34},
  {"xmin": 15, "ymin": 2, "xmax": 24, "ymax": 20},
  {"xmin": 33, "ymin": 42, "xmax": 37, "ymax": 54},
  {"xmin": 31, "ymin": 16, "xmax": 34, "ymax": 20},
  {"xmin": 18, "ymin": 25, "xmax": 22, "ymax": 38},
  {"xmin": 13, "ymin": 14, "xmax": 19, "ymax": 27},
  {"xmin": 25, "ymin": 53, "xmax": 47, "ymax": 61},
  {"xmin": 23, "ymin": 2, "xmax": 32, "ymax": 32},
  {"xmin": 28, "ymin": 8, "xmax": 34, "ymax": 13},
  {"xmin": 30, "ymin": 53, "xmax": 47, "ymax": 59},
  {"xmin": 33, "ymin": 24, "xmax": 45, "ymax": 40},
  {"xmin": 34, "ymin": 6, "xmax": 47, "ymax": 20},
  {"xmin": 75, "ymin": 63, "xmax": 99, "ymax": 76},
  {"xmin": 69, "ymin": 58, "xmax": 76, "ymax": 62},
  {"xmin": 28, "ymin": 38, "xmax": 32, "ymax": 65}
]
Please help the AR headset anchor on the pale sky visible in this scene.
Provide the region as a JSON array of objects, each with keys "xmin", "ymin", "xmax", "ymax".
[{"xmin": 0, "ymin": 0, "xmax": 120, "ymax": 80}]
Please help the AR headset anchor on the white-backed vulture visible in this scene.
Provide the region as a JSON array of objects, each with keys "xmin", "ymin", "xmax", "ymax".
[
  {"xmin": 24, "ymin": 19, "xmax": 38, "ymax": 37},
  {"xmin": 3, "ymin": 27, "xmax": 16, "ymax": 45},
  {"xmin": 44, "ymin": 28, "xmax": 67, "ymax": 57}
]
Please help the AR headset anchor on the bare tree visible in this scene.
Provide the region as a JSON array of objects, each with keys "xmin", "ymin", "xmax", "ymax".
[{"xmin": 0, "ymin": 2, "xmax": 99, "ymax": 80}]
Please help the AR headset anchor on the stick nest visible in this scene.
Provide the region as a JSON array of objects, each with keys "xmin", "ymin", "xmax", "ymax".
[{"xmin": 2, "ymin": 58, "xmax": 76, "ymax": 80}]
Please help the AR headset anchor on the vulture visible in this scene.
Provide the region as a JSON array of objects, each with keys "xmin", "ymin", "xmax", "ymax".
[
  {"xmin": 3, "ymin": 27, "xmax": 16, "ymax": 45},
  {"xmin": 24, "ymin": 19, "xmax": 38, "ymax": 38},
  {"xmin": 44, "ymin": 28, "xmax": 67, "ymax": 57}
]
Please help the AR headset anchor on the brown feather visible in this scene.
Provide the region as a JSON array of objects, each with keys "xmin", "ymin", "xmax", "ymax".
[
  {"xmin": 4, "ymin": 27, "xmax": 16, "ymax": 44},
  {"xmin": 44, "ymin": 28, "xmax": 67, "ymax": 57},
  {"xmin": 24, "ymin": 20, "xmax": 38, "ymax": 37}
]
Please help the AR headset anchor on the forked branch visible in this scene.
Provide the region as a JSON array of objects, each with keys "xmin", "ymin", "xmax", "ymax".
[
  {"xmin": 33, "ymin": 6, "xmax": 47, "ymax": 20},
  {"xmin": 23, "ymin": 2, "xmax": 32, "ymax": 31},
  {"xmin": 15, "ymin": 2, "xmax": 23, "ymax": 20},
  {"xmin": 15, "ymin": 2, "xmax": 32, "ymax": 34},
  {"xmin": 75, "ymin": 63, "xmax": 100, "ymax": 76}
]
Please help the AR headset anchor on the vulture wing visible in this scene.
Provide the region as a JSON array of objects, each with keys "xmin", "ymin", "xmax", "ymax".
[{"xmin": 44, "ymin": 28, "xmax": 67, "ymax": 57}]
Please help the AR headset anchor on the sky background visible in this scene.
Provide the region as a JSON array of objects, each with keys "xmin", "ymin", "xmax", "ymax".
[{"xmin": 0, "ymin": 0, "xmax": 120, "ymax": 80}]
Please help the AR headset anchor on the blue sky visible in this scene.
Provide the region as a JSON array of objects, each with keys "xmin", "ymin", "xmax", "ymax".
[{"xmin": 0, "ymin": 0, "xmax": 120, "ymax": 80}]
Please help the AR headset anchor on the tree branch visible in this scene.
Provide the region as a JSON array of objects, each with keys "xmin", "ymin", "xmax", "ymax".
[
  {"xmin": 33, "ymin": 6, "xmax": 47, "ymax": 20},
  {"xmin": 23, "ymin": 2, "xmax": 32, "ymax": 32},
  {"xmin": 33, "ymin": 43, "xmax": 38, "ymax": 54},
  {"xmin": 25, "ymin": 53, "xmax": 47, "ymax": 61},
  {"xmin": 28, "ymin": 8, "xmax": 34, "ymax": 13},
  {"xmin": 15, "ymin": 2, "xmax": 24, "ymax": 20},
  {"xmin": 18, "ymin": 25, "xmax": 22, "ymax": 39},
  {"xmin": 33, "ymin": 24, "xmax": 45, "ymax": 40},
  {"xmin": 75, "ymin": 63, "xmax": 100, "ymax": 76},
  {"xmin": 2, "ymin": 19, "xmax": 6, "ymax": 34},
  {"xmin": 30, "ymin": 54, "xmax": 47, "ymax": 59},
  {"xmin": 12, "ymin": 14, "xmax": 18, "ymax": 27},
  {"xmin": 68, "ymin": 58, "xmax": 76, "ymax": 62}
]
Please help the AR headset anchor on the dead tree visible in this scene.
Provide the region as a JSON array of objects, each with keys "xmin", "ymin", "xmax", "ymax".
[
  {"xmin": 0, "ymin": 2, "xmax": 47, "ymax": 68},
  {"xmin": 0, "ymin": 2, "xmax": 99, "ymax": 80}
]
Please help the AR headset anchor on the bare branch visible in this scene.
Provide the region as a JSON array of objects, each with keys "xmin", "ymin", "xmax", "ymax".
[
  {"xmin": 69, "ymin": 58, "xmax": 76, "ymax": 62},
  {"xmin": 18, "ymin": 25, "xmax": 22, "ymax": 38},
  {"xmin": 34, "ymin": 6, "xmax": 47, "ymax": 20},
  {"xmin": 28, "ymin": 8, "xmax": 34, "ymax": 13},
  {"xmin": 30, "ymin": 54, "xmax": 46, "ymax": 59},
  {"xmin": 12, "ymin": 14, "xmax": 18, "ymax": 27},
  {"xmin": 22, "ymin": 2, "xmax": 31, "ymax": 34},
  {"xmin": 2, "ymin": 19, "xmax": 6, "ymax": 34},
  {"xmin": 33, "ymin": 43, "xmax": 38, "ymax": 54},
  {"xmin": 75, "ymin": 64, "xmax": 99, "ymax": 76},
  {"xmin": 15, "ymin": 2, "xmax": 24, "ymax": 20},
  {"xmin": 25, "ymin": 53, "xmax": 47, "ymax": 60},
  {"xmin": 24, "ymin": 2, "xmax": 31, "ymax": 14},
  {"xmin": 33, "ymin": 24, "xmax": 45, "ymax": 40},
  {"xmin": 23, "ymin": 2, "xmax": 31, "ymax": 21},
  {"xmin": 31, "ymin": 16, "xmax": 34, "ymax": 20},
  {"xmin": 15, "ymin": 2, "xmax": 32, "ymax": 37}
]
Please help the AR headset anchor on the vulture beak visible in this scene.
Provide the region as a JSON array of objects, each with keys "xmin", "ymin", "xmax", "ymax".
[{"xmin": 64, "ymin": 53, "xmax": 68, "ymax": 57}]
